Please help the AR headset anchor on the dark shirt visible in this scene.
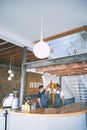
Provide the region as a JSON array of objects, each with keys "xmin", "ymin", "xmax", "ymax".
[
  {"xmin": 37, "ymin": 90, "xmax": 45, "ymax": 99},
  {"xmin": 37, "ymin": 90, "xmax": 47, "ymax": 108}
]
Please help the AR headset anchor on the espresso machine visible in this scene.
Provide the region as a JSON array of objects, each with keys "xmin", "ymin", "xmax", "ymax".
[{"xmin": 2, "ymin": 91, "xmax": 19, "ymax": 110}]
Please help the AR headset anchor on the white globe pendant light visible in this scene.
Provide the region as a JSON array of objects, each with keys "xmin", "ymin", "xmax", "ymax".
[
  {"xmin": 8, "ymin": 57, "xmax": 12, "ymax": 74},
  {"xmin": 8, "ymin": 76, "xmax": 12, "ymax": 81},
  {"xmin": 8, "ymin": 56, "xmax": 15, "ymax": 80},
  {"xmin": 8, "ymin": 69, "xmax": 12, "ymax": 74},
  {"xmin": 33, "ymin": 39, "xmax": 50, "ymax": 59},
  {"xmin": 33, "ymin": 7, "xmax": 50, "ymax": 59},
  {"xmin": 10, "ymin": 72, "xmax": 14, "ymax": 77}
]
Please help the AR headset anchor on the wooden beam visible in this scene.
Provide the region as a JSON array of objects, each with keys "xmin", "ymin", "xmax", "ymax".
[
  {"xmin": 35, "ymin": 25, "xmax": 87, "ymax": 42},
  {"xmin": 50, "ymin": 68, "xmax": 87, "ymax": 76},
  {"xmin": 36, "ymin": 63, "xmax": 87, "ymax": 72},
  {"xmin": 0, "ymin": 39, "xmax": 5, "ymax": 43},
  {"xmin": 25, "ymin": 53, "xmax": 87, "ymax": 69}
]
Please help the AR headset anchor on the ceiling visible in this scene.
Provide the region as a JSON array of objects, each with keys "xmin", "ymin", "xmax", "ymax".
[
  {"xmin": 0, "ymin": 39, "xmax": 39, "ymax": 67},
  {"xmin": 0, "ymin": 0, "xmax": 87, "ymax": 49},
  {"xmin": 0, "ymin": 0, "xmax": 87, "ymax": 75}
]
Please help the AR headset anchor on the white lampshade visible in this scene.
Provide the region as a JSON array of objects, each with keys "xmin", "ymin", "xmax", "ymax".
[
  {"xmin": 33, "ymin": 40, "xmax": 50, "ymax": 59},
  {"xmin": 8, "ymin": 69, "xmax": 12, "ymax": 74},
  {"xmin": 10, "ymin": 73, "xmax": 14, "ymax": 77},
  {"xmin": 8, "ymin": 76, "xmax": 12, "ymax": 81}
]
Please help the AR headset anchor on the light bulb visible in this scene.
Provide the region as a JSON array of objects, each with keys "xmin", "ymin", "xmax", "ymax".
[
  {"xmin": 8, "ymin": 69, "xmax": 12, "ymax": 74},
  {"xmin": 10, "ymin": 73, "xmax": 14, "ymax": 77},
  {"xmin": 8, "ymin": 76, "xmax": 12, "ymax": 81},
  {"xmin": 33, "ymin": 41, "xmax": 50, "ymax": 59}
]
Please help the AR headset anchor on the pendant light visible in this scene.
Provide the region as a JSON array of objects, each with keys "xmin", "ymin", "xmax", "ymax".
[
  {"xmin": 10, "ymin": 56, "xmax": 14, "ymax": 78},
  {"xmin": 8, "ymin": 56, "xmax": 15, "ymax": 81},
  {"xmin": 10, "ymin": 72, "xmax": 14, "ymax": 78},
  {"xmin": 33, "ymin": 6, "xmax": 50, "ymax": 59},
  {"xmin": 8, "ymin": 76, "xmax": 12, "ymax": 81},
  {"xmin": 8, "ymin": 57, "xmax": 12, "ymax": 74}
]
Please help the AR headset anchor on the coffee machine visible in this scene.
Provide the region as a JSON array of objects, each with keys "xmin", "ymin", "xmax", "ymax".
[{"xmin": 2, "ymin": 91, "xmax": 19, "ymax": 110}]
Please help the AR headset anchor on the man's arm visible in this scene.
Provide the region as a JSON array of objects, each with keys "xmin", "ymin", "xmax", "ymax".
[
  {"xmin": 45, "ymin": 80, "xmax": 52, "ymax": 90},
  {"xmin": 37, "ymin": 98, "xmax": 43, "ymax": 108},
  {"xmin": 61, "ymin": 91, "xmax": 64, "ymax": 106},
  {"xmin": 61, "ymin": 96, "xmax": 64, "ymax": 106}
]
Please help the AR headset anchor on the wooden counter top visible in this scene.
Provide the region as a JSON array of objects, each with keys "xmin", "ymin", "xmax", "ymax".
[
  {"xmin": 0, "ymin": 102, "xmax": 87, "ymax": 116},
  {"xmin": 30, "ymin": 102, "xmax": 87, "ymax": 116}
]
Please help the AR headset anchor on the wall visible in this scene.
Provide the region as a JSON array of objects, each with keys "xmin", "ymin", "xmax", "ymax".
[
  {"xmin": 0, "ymin": 65, "xmax": 75, "ymax": 104},
  {"xmin": 41, "ymin": 74, "xmax": 75, "ymax": 105},
  {"xmin": 62, "ymin": 76, "xmax": 75, "ymax": 99},
  {"xmin": 0, "ymin": 65, "xmax": 21, "ymax": 103},
  {"xmin": 26, "ymin": 72, "xmax": 43, "ymax": 94},
  {"xmin": 0, "ymin": 66, "xmax": 43, "ymax": 104},
  {"xmin": 43, "ymin": 74, "xmax": 59, "ymax": 88},
  {"xmin": 43, "ymin": 74, "xmax": 75, "ymax": 100},
  {"xmin": 62, "ymin": 75, "xmax": 87, "ymax": 103}
]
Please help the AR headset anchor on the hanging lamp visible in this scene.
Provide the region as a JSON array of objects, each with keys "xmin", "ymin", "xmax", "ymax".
[
  {"xmin": 33, "ymin": 7, "xmax": 50, "ymax": 59},
  {"xmin": 10, "ymin": 72, "xmax": 14, "ymax": 78},
  {"xmin": 8, "ymin": 76, "xmax": 12, "ymax": 81},
  {"xmin": 10, "ymin": 56, "xmax": 14, "ymax": 77},
  {"xmin": 8, "ymin": 57, "xmax": 12, "ymax": 74},
  {"xmin": 8, "ymin": 56, "xmax": 15, "ymax": 80}
]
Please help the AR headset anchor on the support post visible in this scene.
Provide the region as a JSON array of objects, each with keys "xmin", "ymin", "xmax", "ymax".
[
  {"xmin": 19, "ymin": 47, "xmax": 27, "ymax": 107},
  {"xmin": 3, "ymin": 110, "xmax": 8, "ymax": 130}
]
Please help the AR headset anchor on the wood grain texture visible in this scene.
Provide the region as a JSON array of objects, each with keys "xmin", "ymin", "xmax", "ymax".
[{"xmin": 29, "ymin": 102, "xmax": 87, "ymax": 116}]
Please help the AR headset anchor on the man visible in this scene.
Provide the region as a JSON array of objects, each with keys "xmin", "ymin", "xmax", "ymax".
[
  {"xmin": 54, "ymin": 84, "xmax": 64, "ymax": 107},
  {"xmin": 36, "ymin": 81, "xmax": 52, "ymax": 108}
]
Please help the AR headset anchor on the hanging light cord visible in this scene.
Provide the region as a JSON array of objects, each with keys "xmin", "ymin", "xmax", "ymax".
[
  {"xmin": 40, "ymin": 2, "xmax": 43, "ymax": 42},
  {"xmin": 10, "ymin": 56, "xmax": 12, "ymax": 70},
  {"xmin": 33, "ymin": 1, "xmax": 50, "ymax": 59},
  {"xmin": 12, "ymin": 56, "xmax": 14, "ymax": 71}
]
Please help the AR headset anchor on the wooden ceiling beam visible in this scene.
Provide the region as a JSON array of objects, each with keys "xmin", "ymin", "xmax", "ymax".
[
  {"xmin": 36, "ymin": 63, "xmax": 87, "ymax": 73},
  {"xmin": 49, "ymin": 68, "xmax": 87, "ymax": 76},
  {"xmin": 0, "ymin": 43, "xmax": 15, "ymax": 50},
  {"xmin": 0, "ymin": 40, "xmax": 38, "ymax": 67},
  {"xmin": 0, "ymin": 41, "xmax": 8, "ymax": 46},
  {"xmin": 0, "ymin": 53, "xmax": 37, "ymax": 67},
  {"xmin": 0, "ymin": 47, "xmax": 22, "ymax": 56},
  {"xmin": 25, "ymin": 53, "xmax": 87, "ymax": 69},
  {"xmin": 35, "ymin": 25, "xmax": 87, "ymax": 43},
  {"xmin": 0, "ymin": 53, "xmax": 22, "ymax": 60},
  {"xmin": 0, "ymin": 45, "xmax": 15, "ymax": 52},
  {"xmin": 44, "ymin": 25, "xmax": 87, "ymax": 42},
  {"xmin": 0, "ymin": 39, "xmax": 5, "ymax": 43}
]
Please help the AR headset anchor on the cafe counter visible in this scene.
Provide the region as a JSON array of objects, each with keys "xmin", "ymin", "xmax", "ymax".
[{"xmin": 0, "ymin": 102, "xmax": 87, "ymax": 130}]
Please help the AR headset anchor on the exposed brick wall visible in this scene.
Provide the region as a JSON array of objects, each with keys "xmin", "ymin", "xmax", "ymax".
[
  {"xmin": 0, "ymin": 65, "xmax": 21, "ymax": 104},
  {"xmin": 0, "ymin": 66, "xmax": 43, "ymax": 104}
]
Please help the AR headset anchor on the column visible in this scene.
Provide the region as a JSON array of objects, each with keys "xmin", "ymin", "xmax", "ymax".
[{"xmin": 19, "ymin": 47, "xmax": 27, "ymax": 107}]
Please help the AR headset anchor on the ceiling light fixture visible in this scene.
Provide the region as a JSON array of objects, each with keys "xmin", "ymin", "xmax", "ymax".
[
  {"xmin": 84, "ymin": 67, "xmax": 87, "ymax": 70},
  {"xmin": 8, "ymin": 57, "xmax": 12, "ymax": 74},
  {"xmin": 8, "ymin": 76, "xmax": 12, "ymax": 81},
  {"xmin": 8, "ymin": 56, "xmax": 15, "ymax": 81},
  {"xmin": 10, "ymin": 72, "xmax": 14, "ymax": 77},
  {"xmin": 33, "ymin": 7, "xmax": 50, "ymax": 59}
]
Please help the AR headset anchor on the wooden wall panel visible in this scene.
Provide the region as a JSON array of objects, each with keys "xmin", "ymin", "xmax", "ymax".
[{"xmin": 27, "ymin": 72, "xmax": 43, "ymax": 94}]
